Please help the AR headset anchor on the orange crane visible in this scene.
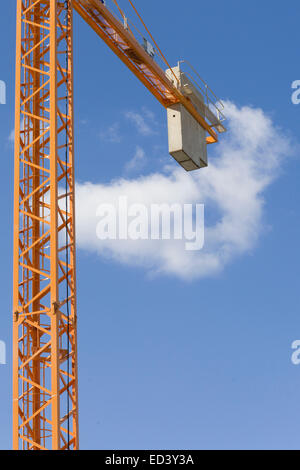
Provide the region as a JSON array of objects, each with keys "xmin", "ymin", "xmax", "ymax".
[{"xmin": 13, "ymin": 0, "xmax": 225, "ymax": 450}]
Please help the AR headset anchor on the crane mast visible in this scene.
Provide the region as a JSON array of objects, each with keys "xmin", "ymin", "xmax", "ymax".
[{"xmin": 13, "ymin": 0, "xmax": 78, "ymax": 449}]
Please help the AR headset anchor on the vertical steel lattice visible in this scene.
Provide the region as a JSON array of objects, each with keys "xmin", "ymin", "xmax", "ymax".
[{"xmin": 13, "ymin": 0, "xmax": 79, "ymax": 450}]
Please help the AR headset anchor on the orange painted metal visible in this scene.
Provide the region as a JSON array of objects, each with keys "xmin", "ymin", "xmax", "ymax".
[
  {"xmin": 13, "ymin": 0, "xmax": 78, "ymax": 450},
  {"xmin": 73, "ymin": 0, "xmax": 219, "ymax": 143}
]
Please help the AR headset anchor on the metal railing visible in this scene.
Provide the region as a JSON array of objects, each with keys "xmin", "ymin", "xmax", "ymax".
[{"xmin": 179, "ymin": 59, "xmax": 226, "ymax": 125}]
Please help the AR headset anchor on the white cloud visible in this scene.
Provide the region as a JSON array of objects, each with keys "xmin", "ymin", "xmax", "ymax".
[
  {"xmin": 141, "ymin": 107, "xmax": 157, "ymax": 123},
  {"xmin": 125, "ymin": 146, "xmax": 147, "ymax": 173},
  {"xmin": 125, "ymin": 110, "xmax": 154, "ymax": 136},
  {"xmin": 99, "ymin": 122, "xmax": 121, "ymax": 143},
  {"xmin": 9, "ymin": 117, "xmax": 24, "ymax": 143},
  {"xmin": 75, "ymin": 102, "xmax": 293, "ymax": 280},
  {"xmin": 9, "ymin": 129, "xmax": 14, "ymax": 143}
]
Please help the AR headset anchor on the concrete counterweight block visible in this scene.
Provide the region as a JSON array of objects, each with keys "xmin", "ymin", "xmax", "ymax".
[{"xmin": 167, "ymin": 102, "xmax": 207, "ymax": 171}]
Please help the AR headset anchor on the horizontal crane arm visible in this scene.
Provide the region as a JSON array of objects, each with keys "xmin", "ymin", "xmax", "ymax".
[{"xmin": 73, "ymin": 0, "xmax": 219, "ymax": 143}]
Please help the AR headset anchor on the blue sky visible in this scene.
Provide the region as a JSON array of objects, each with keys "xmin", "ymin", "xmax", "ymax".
[{"xmin": 0, "ymin": 0, "xmax": 300, "ymax": 450}]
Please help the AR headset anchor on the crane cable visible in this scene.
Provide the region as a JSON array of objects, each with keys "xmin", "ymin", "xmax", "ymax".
[
  {"xmin": 111, "ymin": 0, "xmax": 134, "ymax": 35},
  {"xmin": 126, "ymin": 0, "xmax": 179, "ymax": 85}
]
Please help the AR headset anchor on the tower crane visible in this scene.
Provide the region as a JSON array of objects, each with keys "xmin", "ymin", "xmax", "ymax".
[{"xmin": 13, "ymin": 0, "xmax": 226, "ymax": 450}]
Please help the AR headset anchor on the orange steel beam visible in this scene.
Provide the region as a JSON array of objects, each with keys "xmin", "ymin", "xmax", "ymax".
[
  {"xmin": 13, "ymin": 0, "xmax": 78, "ymax": 450},
  {"xmin": 73, "ymin": 0, "xmax": 218, "ymax": 143}
]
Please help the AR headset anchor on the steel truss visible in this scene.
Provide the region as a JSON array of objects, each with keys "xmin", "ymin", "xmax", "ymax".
[{"xmin": 13, "ymin": 0, "xmax": 79, "ymax": 450}]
